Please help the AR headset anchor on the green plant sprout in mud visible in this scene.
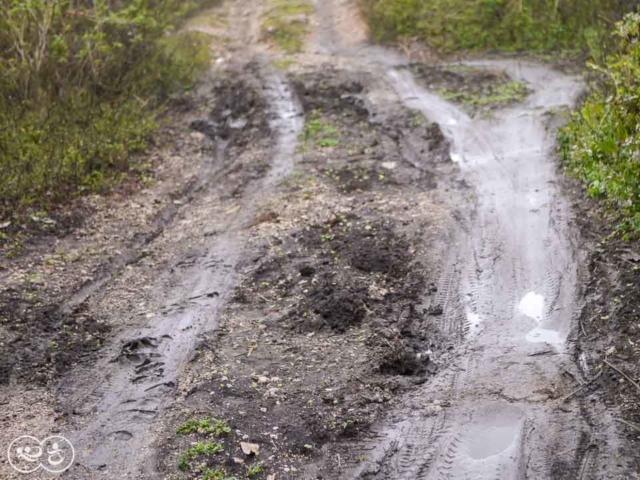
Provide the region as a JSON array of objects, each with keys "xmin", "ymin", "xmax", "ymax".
[
  {"xmin": 409, "ymin": 65, "xmax": 530, "ymax": 115},
  {"xmin": 409, "ymin": 109, "xmax": 427, "ymax": 128},
  {"xmin": 262, "ymin": 0, "xmax": 314, "ymax": 53},
  {"xmin": 177, "ymin": 441, "xmax": 224, "ymax": 472},
  {"xmin": 246, "ymin": 461, "xmax": 264, "ymax": 478},
  {"xmin": 439, "ymin": 80, "xmax": 528, "ymax": 108},
  {"xmin": 176, "ymin": 416, "xmax": 231, "ymax": 436},
  {"xmin": 300, "ymin": 112, "xmax": 340, "ymax": 148},
  {"xmin": 202, "ymin": 468, "xmax": 237, "ymax": 480}
]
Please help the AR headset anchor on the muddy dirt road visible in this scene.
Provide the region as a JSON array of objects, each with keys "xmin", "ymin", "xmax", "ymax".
[{"xmin": 0, "ymin": 0, "xmax": 636, "ymax": 478}]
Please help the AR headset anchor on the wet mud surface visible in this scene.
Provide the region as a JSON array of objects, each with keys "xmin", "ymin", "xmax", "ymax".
[
  {"xmin": 0, "ymin": 0, "xmax": 638, "ymax": 479},
  {"xmin": 409, "ymin": 63, "xmax": 531, "ymax": 115},
  {"xmin": 571, "ymin": 200, "xmax": 640, "ymax": 473},
  {"xmin": 156, "ymin": 68, "xmax": 456, "ymax": 479}
]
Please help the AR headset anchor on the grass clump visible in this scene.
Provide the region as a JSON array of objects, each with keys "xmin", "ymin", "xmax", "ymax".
[
  {"xmin": 177, "ymin": 441, "xmax": 224, "ymax": 472},
  {"xmin": 439, "ymin": 80, "xmax": 528, "ymax": 108},
  {"xmin": 300, "ymin": 114, "xmax": 340, "ymax": 148},
  {"xmin": 559, "ymin": 11, "xmax": 640, "ymax": 237},
  {"xmin": 411, "ymin": 65, "xmax": 530, "ymax": 113},
  {"xmin": 246, "ymin": 461, "xmax": 264, "ymax": 478},
  {"xmin": 359, "ymin": 0, "xmax": 640, "ymax": 54},
  {"xmin": 202, "ymin": 468, "xmax": 237, "ymax": 480},
  {"xmin": 176, "ymin": 416, "xmax": 231, "ymax": 436},
  {"xmin": 0, "ymin": 0, "xmax": 214, "ymax": 218},
  {"xmin": 262, "ymin": 0, "xmax": 314, "ymax": 53}
]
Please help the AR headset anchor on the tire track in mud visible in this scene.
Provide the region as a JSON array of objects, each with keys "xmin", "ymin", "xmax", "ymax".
[
  {"xmin": 351, "ymin": 64, "xmax": 592, "ymax": 480},
  {"xmin": 58, "ymin": 69, "xmax": 303, "ymax": 478},
  {"xmin": 309, "ymin": 2, "xmax": 626, "ymax": 478}
]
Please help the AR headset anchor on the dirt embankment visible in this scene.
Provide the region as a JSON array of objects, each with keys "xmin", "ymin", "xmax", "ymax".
[{"xmin": 571, "ymin": 190, "xmax": 640, "ymax": 472}]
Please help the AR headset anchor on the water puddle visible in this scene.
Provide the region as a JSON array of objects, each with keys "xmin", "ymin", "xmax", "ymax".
[
  {"xmin": 526, "ymin": 327, "xmax": 564, "ymax": 347},
  {"xmin": 467, "ymin": 309, "xmax": 484, "ymax": 337},
  {"xmin": 518, "ymin": 292, "xmax": 545, "ymax": 321}
]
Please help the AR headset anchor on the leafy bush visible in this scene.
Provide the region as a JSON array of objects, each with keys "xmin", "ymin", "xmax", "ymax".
[
  {"xmin": 560, "ymin": 12, "xmax": 640, "ymax": 235},
  {"xmin": 359, "ymin": 0, "xmax": 640, "ymax": 53},
  {"xmin": 0, "ymin": 0, "xmax": 213, "ymax": 215}
]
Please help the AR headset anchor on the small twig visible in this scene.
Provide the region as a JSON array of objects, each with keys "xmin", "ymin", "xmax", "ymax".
[
  {"xmin": 598, "ymin": 13, "xmax": 616, "ymax": 25},
  {"xmin": 579, "ymin": 313, "xmax": 598, "ymax": 337},
  {"xmin": 353, "ymin": 375, "xmax": 368, "ymax": 386},
  {"xmin": 556, "ymin": 446, "xmax": 579, "ymax": 457},
  {"xmin": 247, "ymin": 341, "xmax": 257, "ymax": 357},
  {"xmin": 604, "ymin": 359, "xmax": 640, "ymax": 392},
  {"xmin": 361, "ymin": 300, "xmax": 373, "ymax": 315},
  {"xmin": 561, "ymin": 370, "xmax": 603, "ymax": 403},
  {"xmin": 579, "ymin": 319, "xmax": 587, "ymax": 337},
  {"xmin": 529, "ymin": 349, "xmax": 554, "ymax": 357},
  {"xmin": 617, "ymin": 418, "xmax": 640, "ymax": 433},
  {"xmin": 257, "ymin": 294, "xmax": 273, "ymax": 304}
]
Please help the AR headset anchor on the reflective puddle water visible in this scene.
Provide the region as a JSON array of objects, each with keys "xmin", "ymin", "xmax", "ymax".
[{"xmin": 518, "ymin": 291, "xmax": 545, "ymax": 321}]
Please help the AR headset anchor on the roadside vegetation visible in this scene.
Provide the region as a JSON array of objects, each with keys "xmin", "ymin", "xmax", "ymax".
[
  {"xmin": 261, "ymin": 0, "xmax": 314, "ymax": 53},
  {"xmin": 560, "ymin": 12, "xmax": 640, "ymax": 236},
  {"xmin": 0, "ymin": 0, "xmax": 213, "ymax": 218},
  {"xmin": 359, "ymin": 0, "xmax": 640, "ymax": 54}
]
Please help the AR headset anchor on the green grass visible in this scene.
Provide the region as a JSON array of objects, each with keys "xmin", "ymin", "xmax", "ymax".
[
  {"xmin": 246, "ymin": 461, "xmax": 264, "ymax": 478},
  {"xmin": 439, "ymin": 80, "xmax": 529, "ymax": 109},
  {"xmin": 359, "ymin": 0, "xmax": 638, "ymax": 54},
  {"xmin": 271, "ymin": 0, "xmax": 314, "ymax": 16},
  {"xmin": 176, "ymin": 416, "xmax": 231, "ymax": 436},
  {"xmin": 202, "ymin": 467, "xmax": 237, "ymax": 480},
  {"xmin": 177, "ymin": 442, "xmax": 224, "ymax": 472},
  {"xmin": 262, "ymin": 0, "xmax": 314, "ymax": 53},
  {"xmin": 262, "ymin": 18, "xmax": 308, "ymax": 53},
  {"xmin": 273, "ymin": 58, "xmax": 296, "ymax": 70},
  {"xmin": 559, "ymin": 12, "xmax": 640, "ymax": 237},
  {"xmin": 300, "ymin": 115, "xmax": 341, "ymax": 148}
]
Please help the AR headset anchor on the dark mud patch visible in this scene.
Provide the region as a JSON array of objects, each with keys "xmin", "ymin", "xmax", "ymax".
[
  {"xmin": 190, "ymin": 74, "xmax": 270, "ymax": 148},
  {"xmin": 292, "ymin": 69, "xmax": 449, "ymax": 193},
  {"xmin": 291, "ymin": 71, "xmax": 369, "ymax": 117},
  {"xmin": 0, "ymin": 291, "xmax": 109, "ymax": 385},
  {"xmin": 159, "ymin": 207, "xmax": 443, "ymax": 478},
  {"xmin": 567, "ymin": 176, "xmax": 640, "ymax": 472},
  {"xmin": 409, "ymin": 63, "xmax": 531, "ymax": 115},
  {"xmin": 304, "ymin": 274, "xmax": 368, "ymax": 331},
  {"xmin": 189, "ymin": 66, "xmax": 276, "ymax": 200}
]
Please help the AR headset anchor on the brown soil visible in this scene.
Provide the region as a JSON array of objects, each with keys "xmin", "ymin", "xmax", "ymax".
[
  {"xmin": 155, "ymin": 69, "xmax": 456, "ymax": 480},
  {"xmin": 571, "ymin": 187, "xmax": 640, "ymax": 473}
]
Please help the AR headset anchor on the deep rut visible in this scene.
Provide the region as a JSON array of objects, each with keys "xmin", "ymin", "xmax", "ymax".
[{"xmin": 58, "ymin": 69, "xmax": 302, "ymax": 478}]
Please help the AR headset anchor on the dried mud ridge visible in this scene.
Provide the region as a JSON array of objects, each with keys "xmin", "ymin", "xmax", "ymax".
[{"xmin": 1, "ymin": 0, "xmax": 638, "ymax": 478}]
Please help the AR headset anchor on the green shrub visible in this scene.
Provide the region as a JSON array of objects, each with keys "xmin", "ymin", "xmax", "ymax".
[
  {"xmin": 560, "ymin": 11, "xmax": 640, "ymax": 236},
  {"xmin": 0, "ymin": 0, "xmax": 213, "ymax": 216},
  {"xmin": 359, "ymin": 0, "xmax": 640, "ymax": 53}
]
